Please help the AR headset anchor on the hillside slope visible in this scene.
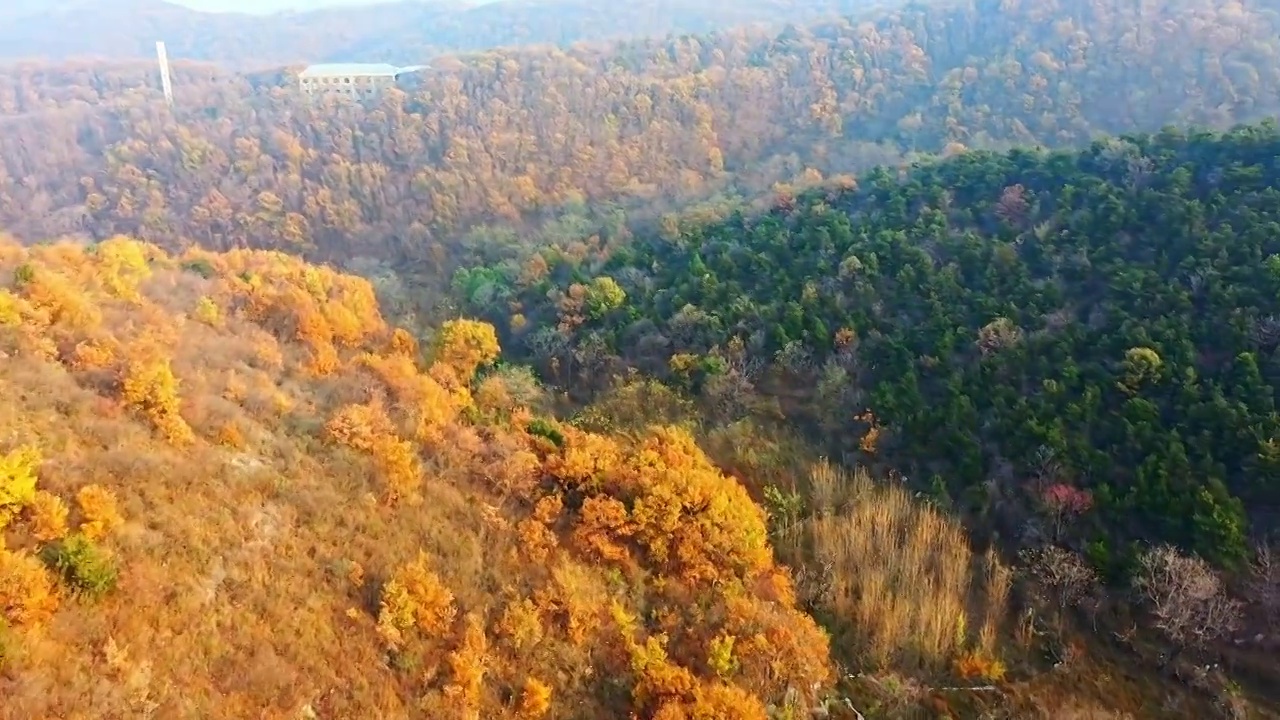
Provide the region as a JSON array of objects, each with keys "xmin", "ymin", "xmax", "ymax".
[
  {"xmin": 0, "ymin": 238, "xmax": 1250, "ymax": 720},
  {"xmin": 0, "ymin": 235, "xmax": 835, "ymax": 718}
]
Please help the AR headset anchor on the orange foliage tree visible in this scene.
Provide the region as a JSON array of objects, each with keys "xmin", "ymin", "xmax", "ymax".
[
  {"xmin": 325, "ymin": 400, "xmax": 424, "ymax": 503},
  {"xmin": 443, "ymin": 612, "xmax": 490, "ymax": 720},
  {"xmin": 517, "ymin": 420, "xmax": 835, "ymax": 712},
  {"xmin": 376, "ymin": 551, "xmax": 458, "ymax": 650},
  {"xmin": 0, "ymin": 548, "xmax": 60, "ymax": 628},
  {"xmin": 77, "ymin": 484, "xmax": 124, "ymax": 540}
]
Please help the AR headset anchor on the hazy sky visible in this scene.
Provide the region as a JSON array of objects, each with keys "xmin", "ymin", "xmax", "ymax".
[{"xmin": 171, "ymin": 0, "xmax": 416, "ymax": 12}]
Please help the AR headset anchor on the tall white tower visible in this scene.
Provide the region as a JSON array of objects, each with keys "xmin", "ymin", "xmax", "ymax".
[{"xmin": 155, "ymin": 41, "xmax": 174, "ymax": 108}]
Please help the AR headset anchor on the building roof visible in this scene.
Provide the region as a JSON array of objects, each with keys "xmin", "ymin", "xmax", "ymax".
[{"xmin": 299, "ymin": 63, "xmax": 428, "ymax": 78}]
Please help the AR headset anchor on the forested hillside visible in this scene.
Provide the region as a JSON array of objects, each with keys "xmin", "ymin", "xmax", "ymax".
[
  {"xmin": 3, "ymin": 0, "xmax": 1280, "ymax": 282},
  {"xmin": 470, "ymin": 123, "xmax": 1280, "ymax": 578},
  {"xmin": 0, "ymin": 0, "xmax": 875, "ymax": 67}
]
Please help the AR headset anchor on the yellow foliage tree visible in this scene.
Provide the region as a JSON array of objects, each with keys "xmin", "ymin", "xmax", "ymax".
[
  {"xmin": 68, "ymin": 338, "xmax": 118, "ymax": 372},
  {"xmin": 15, "ymin": 262, "xmax": 102, "ymax": 329},
  {"xmin": 0, "ymin": 445, "xmax": 41, "ymax": 530},
  {"xmin": 682, "ymin": 682, "xmax": 770, "ymax": 720},
  {"xmin": 121, "ymin": 355, "xmax": 195, "ymax": 444},
  {"xmin": 375, "ymin": 436, "xmax": 424, "ymax": 504},
  {"xmin": 496, "ymin": 597, "xmax": 545, "ymax": 653},
  {"xmin": 0, "ymin": 289, "xmax": 23, "ymax": 326},
  {"xmin": 325, "ymin": 402, "xmax": 396, "ymax": 453},
  {"xmin": 545, "ymin": 425, "xmax": 772, "ymax": 584},
  {"xmin": 94, "ymin": 236, "xmax": 154, "ymax": 302},
  {"xmin": 193, "ymin": 295, "xmax": 221, "ymax": 326},
  {"xmin": 430, "ymin": 319, "xmax": 500, "ymax": 385},
  {"xmin": 353, "ymin": 352, "xmax": 469, "ymax": 444},
  {"xmin": 541, "ymin": 431, "xmax": 835, "ymax": 710},
  {"xmin": 572, "ymin": 495, "xmax": 633, "ymax": 563},
  {"xmin": 77, "ymin": 485, "xmax": 124, "ymax": 541},
  {"xmin": 376, "ymin": 552, "xmax": 457, "ymax": 649},
  {"xmin": 306, "ymin": 341, "xmax": 341, "ymax": 376},
  {"xmin": 516, "ymin": 494, "xmax": 562, "ymax": 563},
  {"xmin": 517, "ymin": 517, "xmax": 559, "ymax": 564},
  {"xmin": 616, "ymin": 608, "xmax": 769, "ymax": 720}
]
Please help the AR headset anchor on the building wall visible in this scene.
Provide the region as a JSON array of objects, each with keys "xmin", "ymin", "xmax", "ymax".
[{"xmin": 300, "ymin": 74, "xmax": 396, "ymax": 98}]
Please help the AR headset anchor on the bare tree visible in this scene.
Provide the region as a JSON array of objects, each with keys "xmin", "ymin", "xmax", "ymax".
[
  {"xmin": 774, "ymin": 340, "xmax": 814, "ymax": 375},
  {"xmin": 1249, "ymin": 542, "xmax": 1280, "ymax": 628},
  {"xmin": 1133, "ymin": 545, "xmax": 1242, "ymax": 651},
  {"xmin": 702, "ymin": 368, "xmax": 755, "ymax": 422},
  {"xmin": 1021, "ymin": 546, "xmax": 1098, "ymax": 609},
  {"xmin": 995, "ymin": 183, "xmax": 1030, "ymax": 226},
  {"xmin": 976, "ymin": 316, "xmax": 1023, "ymax": 356}
]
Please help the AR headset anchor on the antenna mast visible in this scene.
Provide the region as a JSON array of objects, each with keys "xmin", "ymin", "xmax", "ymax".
[{"xmin": 155, "ymin": 41, "xmax": 174, "ymax": 108}]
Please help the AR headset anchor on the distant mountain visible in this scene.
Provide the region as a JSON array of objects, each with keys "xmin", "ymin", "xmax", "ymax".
[{"xmin": 0, "ymin": 0, "xmax": 878, "ymax": 68}]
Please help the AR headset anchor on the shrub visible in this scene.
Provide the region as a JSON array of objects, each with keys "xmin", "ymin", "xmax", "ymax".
[
  {"xmin": 525, "ymin": 418, "xmax": 565, "ymax": 448},
  {"xmin": 953, "ymin": 651, "xmax": 1007, "ymax": 682},
  {"xmin": 180, "ymin": 258, "xmax": 216, "ymax": 279},
  {"xmin": 376, "ymin": 552, "xmax": 457, "ymax": 649},
  {"xmin": 40, "ymin": 534, "xmax": 119, "ymax": 600}
]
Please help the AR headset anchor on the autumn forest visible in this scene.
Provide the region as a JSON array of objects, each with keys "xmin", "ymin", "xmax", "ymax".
[{"xmin": 3, "ymin": 0, "xmax": 1280, "ymax": 718}]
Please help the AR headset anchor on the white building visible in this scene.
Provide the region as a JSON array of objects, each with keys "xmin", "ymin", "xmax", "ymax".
[{"xmin": 298, "ymin": 63, "xmax": 427, "ymax": 99}]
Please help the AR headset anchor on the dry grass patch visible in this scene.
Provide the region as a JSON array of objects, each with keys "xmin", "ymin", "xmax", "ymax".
[{"xmin": 799, "ymin": 461, "xmax": 1010, "ymax": 676}]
